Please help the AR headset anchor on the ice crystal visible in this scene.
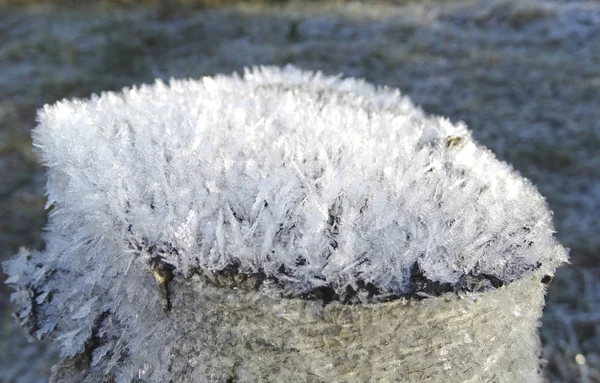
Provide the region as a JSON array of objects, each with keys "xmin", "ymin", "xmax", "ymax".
[{"xmin": 4, "ymin": 66, "xmax": 567, "ymax": 372}]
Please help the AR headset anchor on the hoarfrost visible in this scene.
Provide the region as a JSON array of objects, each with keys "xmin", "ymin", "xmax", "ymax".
[{"xmin": 3, "ymin": 66, "xmax": 567, "ymax": 378}]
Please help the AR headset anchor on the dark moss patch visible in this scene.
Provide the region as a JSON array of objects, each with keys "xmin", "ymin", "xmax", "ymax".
[
  {"xmin": 128, "ymin": 234, "xmax": 524, "ymax": 305},
  {"xmin": 194, "ymin": 259, "xmax": 517, "ymax": 305},
  {"xmin": 148, "ymin": 256, "xmax": 175, "ymax": 312}
]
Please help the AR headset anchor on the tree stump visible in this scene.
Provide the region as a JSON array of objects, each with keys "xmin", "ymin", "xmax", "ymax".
[{"xmin": 4, "ymin": 66, "xmax": 567, "ymax": 382}]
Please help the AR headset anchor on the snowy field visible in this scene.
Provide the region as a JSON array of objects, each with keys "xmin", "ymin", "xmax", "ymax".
[{"xmin": 0, "ymin": 0, "xmax": 598, "ymax": 382}]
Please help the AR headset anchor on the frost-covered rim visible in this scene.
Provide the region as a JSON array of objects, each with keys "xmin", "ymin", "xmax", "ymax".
[{"xmin": 26, "ymin": 65, "xmax": 567, "ymax": 304}]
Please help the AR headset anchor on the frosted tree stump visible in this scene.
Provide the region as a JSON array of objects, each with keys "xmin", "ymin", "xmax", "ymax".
[{"xmin": 4, "ymin": 66, "xmax": 567, "ymax": 383}]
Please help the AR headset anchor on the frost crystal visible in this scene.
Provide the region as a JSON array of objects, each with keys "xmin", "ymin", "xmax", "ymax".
[{"xmin": 3, "ymin": 66, "xmax": 567, "ymax": 379}]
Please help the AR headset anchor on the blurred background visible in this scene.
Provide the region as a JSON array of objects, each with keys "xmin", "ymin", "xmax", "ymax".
[{"xmin": 0, "ymin": 0, "xmax": 598, "ymax": 382}]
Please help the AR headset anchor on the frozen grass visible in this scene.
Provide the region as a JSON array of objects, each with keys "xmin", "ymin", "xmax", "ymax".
[{"xmin": 0, "ymin": 1, "xmax": 598, "ymax": 382}]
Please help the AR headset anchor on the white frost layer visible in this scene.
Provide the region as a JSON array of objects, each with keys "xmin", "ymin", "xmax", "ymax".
[{"xmin": 32, "ymin": 65, "xmax": 565, "ymax": 295}]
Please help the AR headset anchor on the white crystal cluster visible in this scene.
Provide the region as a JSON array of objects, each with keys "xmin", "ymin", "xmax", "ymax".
[{"xmin": 4, "ymin": 66, "xmax": 566, "ymax": 367}]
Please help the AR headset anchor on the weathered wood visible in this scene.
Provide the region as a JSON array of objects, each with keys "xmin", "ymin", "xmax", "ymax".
[{"xmin": 49, "ymin": 269, "xmax": 549, "ymax": 382}]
